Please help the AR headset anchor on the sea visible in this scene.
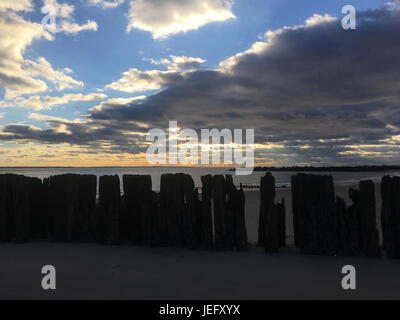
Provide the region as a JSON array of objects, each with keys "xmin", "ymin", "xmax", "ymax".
[{"xmin": 0, "ymin": 167, "xmax": 399, "ymax": 191}]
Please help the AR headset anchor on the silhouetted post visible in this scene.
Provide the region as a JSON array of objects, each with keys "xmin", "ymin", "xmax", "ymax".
[
  {"xmin": 11, "ymin": 175, "xmax": 31, "ymax": 243},
  {"xmin": 183, "ymin": 174, "xmax": 200, "ymax": 249},
  {"xmin": 99, "ymin": 175, "xmax": 120, "ymax": 245},
  {"xmin": 212, "ymin": 175, "xmax": 230, "ymax": 250},
  {"xmin": 259, "ymin": 172, "xmax": 279, "ymax": 252},
  {"xmin": 46, "ymin": 174, "xmax": 96, "ymax": 243},
  {"xmin": 200, "ymin": 175, "xmax": 214, "ymax": 249},
  {"xmin": 277, "ymin": 198, "xmax": 286, "ymax": 248},
  {"xmin": 47, "ymin": 175, "xmax": 76, "ymax": 242},
  {"xmin": 291, "ymin": 174, "xmax": 337, "ymax": 255},
  {"xmin": 336, "ymin": 195, "xmax": 360, "ymax": 256},
  {"xmin": 123, "ymin": 175, "xmax": 152, "ymax": 245},
  {"xmin": 160, "ymin": 173, "xmax": 185, "ymax": 247},
  {"xmin": 29, "ymin": 177, "xmax": 46, "ymax": 240},
  {"xmin": 0, "ymin": 175, "xmax": 10, "ymax": 242},
  {"xmin": 77, "ymin": 175, "xmax": 97, "ymax": 242},
  {"xmin": 227, "ymin": 181, "xmax": 248, "ymax": 251},
  {"xmin": 142, "ymin": 191, "xmax": 159, "ymax": 247},
  {"xmin": 381, "ymin": 176, "xmax": 400, "ymax": 258},
  {"xmin": 359, "ymin": 180, "xmax": 381, "ymax": 257},
  {"xmin": 318, "ymin": 175, "xmax": 338, "ymax": 255}
]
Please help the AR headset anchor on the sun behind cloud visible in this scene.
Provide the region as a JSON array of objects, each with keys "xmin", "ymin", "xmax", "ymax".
[{"xmin": 126, "ymin": 0, "xmax": 236, "ymax": 39}]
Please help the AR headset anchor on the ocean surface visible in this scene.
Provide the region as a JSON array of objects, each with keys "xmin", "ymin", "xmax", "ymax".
[{"xmin": 0, "ymin": 167, "xmax": 399, "ymax": 191}]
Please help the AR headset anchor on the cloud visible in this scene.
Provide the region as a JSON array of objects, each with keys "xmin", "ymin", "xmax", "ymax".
[
  {"xmin": 58, "ymin": 20, "xmax": 98, "ymax": 34},
  {"xmin": 0, "ymin": 112, "xmax": 5, "ymax": 120},
  {"xmin": 105, "ymin": 68, "xmax": 186, "ymax": 93},
  {"xmin": 87, "ymin": 0, "xmax": 124, "ymax": 9},
  {"xmin": 0, "ymin": 5, "xmax": 87, "ymax": 100},
  {"xmin": 106, "ymin": 55, "xmax": 206, "ymax": 92},
  {"xmin": 23, "ymin": 57, "xmax": 84, "ymax": 91},
  {"xmin": 43, "ymin": 0, "xmax": 74, "ymax": 18},
  {"xmin": 0, "ymin": 10, "xmax": 52, "ymax": 99},
  {"xmin": 2, "ymin": 4, "xmax": 400, "ymax": 165},
  {"xmin": 146, "ymin": 55, "xmax": 206, "ymax": 71},
  {"xmin": 0, "ymin": 0, "xmax": 33, "ymax": 12},
  {"xmin": 3, "ymin": 93, "xmax": 107, "ymax": 110},
  {"xmin": 42, "ymin": 0, "xmax": 98, "ymax": 34},
  {"xmin": 126, "ymin": 0, "xmax": 235, "ymax": 39}
]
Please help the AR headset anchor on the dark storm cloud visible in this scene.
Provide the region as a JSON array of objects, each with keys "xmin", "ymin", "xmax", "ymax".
[{"xmin": 2, "ymin": 3, "xmax": 400, "ymax": 164}]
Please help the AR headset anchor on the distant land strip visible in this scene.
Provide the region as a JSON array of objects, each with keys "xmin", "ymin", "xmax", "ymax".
[{"xmin": 230, "ymin": 165, "xmax": 400, "ymax": 172}]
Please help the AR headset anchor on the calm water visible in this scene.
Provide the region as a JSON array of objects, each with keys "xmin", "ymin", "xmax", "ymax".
[{"xmin": 0, "ymin": 167, "xmax": 399, "ymax": 191}]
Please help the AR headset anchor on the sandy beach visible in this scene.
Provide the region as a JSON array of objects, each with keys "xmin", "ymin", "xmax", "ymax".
[{"xmin": 1, "ymin": 182, "xmax": 398, "ymax": 300}]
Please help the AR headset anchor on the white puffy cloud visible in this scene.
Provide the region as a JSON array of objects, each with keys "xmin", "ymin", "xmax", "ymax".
[
  {"xmin": 146, "ymin": 55, "xmax": 206, "ymax": 71},
  {"xmin": 0, "ymin": 2, "xmax": 90, "ymax": 100},
  {"xmin": 43, "ymin": 0, "xmax": 74, "ymax": 18},
  {"xmin": 0, "ymin": 10, "xmax": 52, "ymax": 99},
  {"xmin": 107, "ymin": 55, "xmax": 205, "ymax": 92},
  {"xmin": 42, "ymin": 0, "xmax": 98, "ymax": 34},
  {"xmin": 0, "ymin": 0, "xmax": 33, "ymax": 12},
  {"xmin": 105, "ymin": 68, "xmax": 186, "ymax": 93},
  {"xmin": 127, "ymin": 0, "xmax": 235, "ymax": 39},
  {"xmin": 89, "ymin": 96, "xmax": 147, "ymax": 112},
  {"xmin": 88, "ymin": 0, "xmax": 124, "ymax": 9},
  {"xmin": 23, "ymin": 57, "xmax": 84, "ymax": 91},
  {"xmin": 58, "ymin": 20, "xmax": 98, "ymax": 34},
  {"xmin": 4, "ymin": 93, "xmax": 107, "ymax": 110}
]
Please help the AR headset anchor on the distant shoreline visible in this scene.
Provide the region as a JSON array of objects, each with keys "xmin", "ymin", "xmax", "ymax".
[
  {"xmin": 231, "ymin": 165, "xmax": 400, "ymax": 173},
  {"xmin": 1, "ymin": 165, "xmax": 400, "ymax": 172}
]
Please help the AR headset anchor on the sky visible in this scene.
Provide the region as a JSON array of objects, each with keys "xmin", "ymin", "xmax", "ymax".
[{"xmin": 0, "ymin": 0, "xmax": 399, "ymax": 167}]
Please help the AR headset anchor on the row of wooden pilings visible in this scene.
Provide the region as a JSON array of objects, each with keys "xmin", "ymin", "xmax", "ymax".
[{"xmin": 0, "ymin": 172, "xmax": 399, "ymax": 258}]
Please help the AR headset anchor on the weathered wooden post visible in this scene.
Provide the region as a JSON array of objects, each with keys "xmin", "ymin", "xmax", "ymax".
[
  {"xmin": 259, "ymin": 172, "xmax": 279, "ymax": 253},
  {"xmin": 336, "ymin": 195, "xmax": 360, "ymax": 256},
  {"xmin": 11, "ymin": 175, "xmax": 30, "ymax": 243},
  {"xmin": 29, "ymin": 177, "xmax": 46, "ymax": 240},
  {"xmin": 99, "ymin": 175, "xmax": 121, "ymax": 245},
  {"xmin": 277, "ymin": 198, "xmax": 286, "ymax": 248},
  {"xmin": 318, "ymin": 175, "xmax": 338, "ymax": 255},
  {"xmin": 160, "ymin": 173, "xmax": 185, "ymax": 247},
  {"xmin": 77, "ymin": 175, "xmax": 97, "ymax": 242},
  {"xmin": 142, "ymin": 191, "xmax": 159, "ymax": 247},
  {"xmin": 200, "ymin": 175, "xmax": 214, "ymax": 249},
  {"xmin": 291, "ymin": 174, "xmax": 337, "ymax": 255},
  {"xmin": 226, "ymin": 176, "xmax": 248, "ymax": 251},
  {"xmin": 123, "ymin": 175, "xmax": 152, "ymax": 245},
  {"xmin": 381, "ymin": 176, "xmax": 400, "ymax": 258},
  {"xmin": 0, "ymin": 174, "xmax": 10, "ymax": 242},
  {"xmin": 47, "ymin": 174, "xmax": 96, "ymax": 243},
  {"xmin": 358, "ymin": 180, "xmax": 381, "ymax": 257},
  {"xmin": 212, "ymin": 175, "xmax": 231, "ymax": 250},
  {"xmin": 182, "ymin": 174, "xmax": 200, "ymax": 249}
]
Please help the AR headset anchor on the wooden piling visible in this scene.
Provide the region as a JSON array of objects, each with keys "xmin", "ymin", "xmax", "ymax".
[
  {"xmin": 99, "ymin": 175, "xmax": 120, "ymax": 245},
  {"xmin": 200, "ymin": 175, "xmax": 214, "ymax": 249},
  {"xmin": 291, "ymin": 174, "xmax": 337, "ymax": 255},
  {"xmin": 182, "ymin": 174, "xmax": 200, "ymax": 249},
  {"xmin": 358, "ymin": 180, "xmax": 381, "ymax": 257},
  {"xmin": 160, "ymin": 173, "xmax": 185, "ymax": 247},
  {"xmin": 259, "ymin": 172, "xmax": 279, "ymax": 253},
  {"xmin": 123, "ymin": 175, "xmax": 152, "ymax": 245},
  {"xmin": 336, "ymin": 195, "xmax": 360, "ymax": 256},
  {"xmin": 212, "ymin": 175, "xmax": 231, "ymax": 250},
  {"xmin": 381, "ymin": 176, "xmax": 400, "ymax": 258}
]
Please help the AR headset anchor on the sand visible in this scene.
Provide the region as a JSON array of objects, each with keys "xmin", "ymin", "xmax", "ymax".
[{"xmin": 1, "ymin": 183, "xmax": 398, "ymax": 300}]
